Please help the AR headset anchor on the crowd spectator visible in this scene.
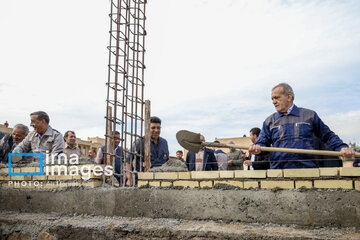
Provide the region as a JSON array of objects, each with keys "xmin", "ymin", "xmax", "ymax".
[
  {"xmin": 63, "ymin": 131, "xmax": 81, "ymax": 160},
  {"xmin": 243, "ymin": 128, "xmax": 270, "ymax": 170},
  {"xmin": 213, "ymin": 140, "xmax": 228, "ymax": 170},
  {"xmin": 4, "ymin": 121, "xmax": 9, "ymax": 128},
  {"xmin": 227, "ymin": 140, "xmax": 244, "ymax": 170},
  {"xmin": 186, "ymin": 134, "xmax": 218, "ymax": 171},
  {"xmin": 14, "ymin": 111, "xmax": 64, "ymax": 162},
  {"xmin": 176, "ymin": 150, "xmax": 185, "ymax": 163},
  {"xmin": 0, "ymin": 124, "xmax": 29, "ymax": 163},
  {"xmin": 88, "ymin": 149, "xmax": 97, "ymax": 162}
]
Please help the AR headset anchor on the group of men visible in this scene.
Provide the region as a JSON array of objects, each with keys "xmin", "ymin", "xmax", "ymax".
[
  {"xmin": 0, "ymin": 111, "xmax": 87, "ymax": 164},
  {"xmin": 1, "ymin": 83, "xmax": 358, "ymax": 183}
]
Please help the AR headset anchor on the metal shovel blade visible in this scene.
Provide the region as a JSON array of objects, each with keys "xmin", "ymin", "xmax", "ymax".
[{"xmin": 176, "ymin": 130, "xmax": 202, "ymax": 153}]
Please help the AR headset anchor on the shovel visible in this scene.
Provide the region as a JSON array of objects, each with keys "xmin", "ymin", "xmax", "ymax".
[{"xmin": 176, "ymin": 130, "xmax": 360, "ymax": 157}]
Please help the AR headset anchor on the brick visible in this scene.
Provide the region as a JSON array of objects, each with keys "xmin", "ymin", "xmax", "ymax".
[
  {"xmin": 355, "ymin": 181, "xmax": 360, "ymax": 191},
  {"xmin": 295, "ymin": 181, "xmax": 313, "ymax": 189},
  {"xmin": 244, "ymin": 181, "xmax": 259, "ymax": 189},
  {"xmin": 267, "ymin": 170, "xmax": 283, "ymax": 178},
  {"xmin": 154, "ymin": 172, "xmax": 178, "ymax": 180},
  {"xmin": 47, "ymin": 175, "xmax": 57, "ymax": 180},
  {"xmin": 283, "ymin": 169, "xmax": 320, "ymax": 178},
  {"xmin": 72, "ymin": 175, "xmax": 82, "ymax": 180},
  {"xmin": 3, "ymin": 176, "xmax": 11, "ymax": 181},
  {"xmin": 161, "ymin": 181, "xmax": 172, "ymax": 187},
  {"xmin": 219, "ymin": 171, "xmax": 234, "ymax": 179},
  {"xmin": 21, "ymin": 167, "xmax": 36, "ymax": 173},
  {"xmin": 235, "ymin": 170, "xmax": 266, "ymax": 179},
  {"xmin": 137, "ymin": 180, "xmax": 148, "ymax": 187},
  {"xmin": 0, "ymin": 168, "xmax": 8, "ymax": 174},
  {"xmin": 261, "ymin": 181, "xmax": 294, "ymax": 189},
  {"xmin": 67, "ymin": 182, "xmax": 81, "ymax": 187},
  {"xmin": 319, "ymin": 168, "xmax": 339, "ymax": 177},
  {"xmin": 0, "ymin": 176, "xmax": 4, "ymax": 180},
  {"xmin": 214, "ymin": 180, "xmax": 243, "ymax": 188},
  {"xmin": 24, "ymin": 176, "xmax": 32, "ymax": 181},
  {"xmin": 13, "ymin": 168, "xmax": 21, "ymax": 173},
  {"xmin": 82, "ymin": 181, "xmax": 102, "ymax": 188},
  {"xmin": 314, "ymin": 180, "xmax": 353, "ymax": 189},
  {"xmin": 339, "ymin": 168, "xmax": 360, "ymax": 177},
  {"xmin": 33, "ymin": 175, "xmax": 47, "ymax": 181},
  {"xmin": 178, "ymin": 172, "xmax": 191, "ymax": 179},
  {"xmin": 10, "ymin": 176, "xmax": 25, "ymax": 181},
  {"xmin": 173, "ymin": 180, "xmax": 199, "ymax": 188},
  {"xmin": 138, "ymin": 172, "xmax": 154, "ymax": 180},
  {"xmin": 191, "ymin": 171, "xmax": 219, "ymax": 179},
  {"xmin": 149, "ymin": 181, "xmax": 161, "ymax": 187},
  {"xmin": 200, "ymin": 181, "xmax": 213, "ymax": 188},
  {"xmin": 55, "ymin": 175, "xmax": 73, "ymax": 180}
]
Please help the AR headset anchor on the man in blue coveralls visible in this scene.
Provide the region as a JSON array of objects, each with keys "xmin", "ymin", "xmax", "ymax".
[{"xmin": 249, "ymin": 83, "xmax": 355, "ymax": 169}]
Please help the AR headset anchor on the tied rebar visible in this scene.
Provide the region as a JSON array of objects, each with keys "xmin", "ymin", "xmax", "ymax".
[{"xmin": 105, "ymin": 0, "xmax": 147, "ymax": 187}]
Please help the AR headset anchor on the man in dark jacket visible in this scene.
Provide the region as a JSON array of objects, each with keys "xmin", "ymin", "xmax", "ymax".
[
  {"xmin": 249, "ymin": 83, "xmax": 355, "ymax": 169},
  {"xmin": 243, "ymin": 128, "xmax": 270, "ymax": 170},
  {"xmin": 186, "ymin": 135, "xmax": 218, "ymax": 171},
  {"xmin": 0, "ymin": 124, "xmax": 29, "ymax": 163}
]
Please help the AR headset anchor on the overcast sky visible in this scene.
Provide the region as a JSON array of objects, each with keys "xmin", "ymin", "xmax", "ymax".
[{"xmin": 1, "ymin": 0, "xmax": 359, "ymax": 155}]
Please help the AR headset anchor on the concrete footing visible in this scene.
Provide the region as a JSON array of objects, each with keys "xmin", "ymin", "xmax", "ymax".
[{"xmin": 1, "ymin": 187, "xmax": 359, "ymax": 228}]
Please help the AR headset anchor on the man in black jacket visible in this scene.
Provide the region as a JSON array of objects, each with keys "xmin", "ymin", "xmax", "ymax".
[
  {"xmin": 0, "ymin": 124, "xmax": 29, "ymax": 163},
  {"xmin": 243, "ymin": 128, "xmax": 270, "ymax": 170}
]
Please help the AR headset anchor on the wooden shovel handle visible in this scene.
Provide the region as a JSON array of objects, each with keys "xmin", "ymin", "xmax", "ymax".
[{"xmin": 202, "ymin": 142, "xmax": 360, "ymax": 157}]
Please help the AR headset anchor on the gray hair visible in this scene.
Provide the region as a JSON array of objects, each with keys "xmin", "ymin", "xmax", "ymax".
[
  {"xmin": 13, "ymin": 124, "xmax": 29, "ymax": 135},
  {"xmin": 30, "ymin": 111, "xmax": 50, "ymax": 124},
  {"xmin": 272, "ymin": 83, "xmax": 295, "ymax": 100}
]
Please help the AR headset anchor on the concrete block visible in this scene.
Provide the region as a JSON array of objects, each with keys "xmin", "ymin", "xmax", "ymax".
[
  {"xmin": 137, "ymin": 180, "xmax": 148, "ymax": 187},
  {"xmin": 219, "ymin": 171, "xmax": 234, "ymax": 179},
  {"xmin": 267, "ymin": 170, "xmax": 283, "ymax": 178},
  {"xmin": 13, "ymin": 168, "xmax": 21, "ymax": 173},
  {"xmin": 314, "ymin": 180, "xmax": 353, "ymax": 189},
  {"xmin": 235, "ymin": 170, "xmax": 266, "ymax": 178},
  {"xmin": 47, "ymin": 175, "xmax": 57, "ymax": 181},
  {"xmin": 20, "ymin": 167, "xmax": 36, "ymax": 173},
  {"xmin": 10, "ymin": 176, "xmax": 24, "ymax": 181},
  {"xmin": 149, "ymin": 181, "xmax": 161, "ymax": 187},
  {"xmin": 340, "ymin": 167, "xmax": 360, "ymax": 177},
  {"xmin": 244, "ymin": 181, "xmax": 259, "ymax": 189},
  {"xmin": 138, "ymin": 172, "xmax": 154, "ymax": 180},
  {"xmin": 161, "ymin": 181, "xmax": 172, "ymax": 187},
  {"xmin": 178, "ymin": 172, "xmax": 191, "ymax": 179},
  {"xmin": 319, "ymin": 168, "xmax": 339, "ymax": 177},
  {"xmin": 355, "ymin": 181, "xmax": 360, "ymax": 191},
  {"xmin": 295, "ymin": 181, "xmax": 313, "ymax": 189},
  {"xmin": 3, "ymin": 176, "xmax": 11, "ymax": 181},
  {"xmin": 284, "ymin": 168, "xmax": 320, "ymax": 178},
  {"xmin": 191, "ymin": 171, "xmax": 219, "ymax": 179},
  {"xmin": 0, "ymin": 176, "xmax": 4, "ymax": 180},
  {"xmin": 154, "ymin": 172, "xmax": 178, "ymax": 180},
  {"xmin": 0, "ymin": 168, "xmax": 8, "ymax": 174},
  {"xmin": 33, "ymin": 175, "xmax": 47, "ymax": 181},
  {"xmin": 173, "ymin": 180, "xmax": 199, "ymax": 188},
  {"xmin": 214, "ymin": 180, "xmax": 243, "ymax": 188},
  {"xmin": 199, "ymin": 181, "xmax": 213, "ymax": 188},
  {"xmin": 261, "ymin": 181, "xmax": 294, "ymax": 189}
]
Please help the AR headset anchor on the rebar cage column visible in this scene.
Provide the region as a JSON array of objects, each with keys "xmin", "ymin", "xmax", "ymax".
[{"xmin": 105, "ymin": 0, "xmax": 147, "ymax": 187}]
